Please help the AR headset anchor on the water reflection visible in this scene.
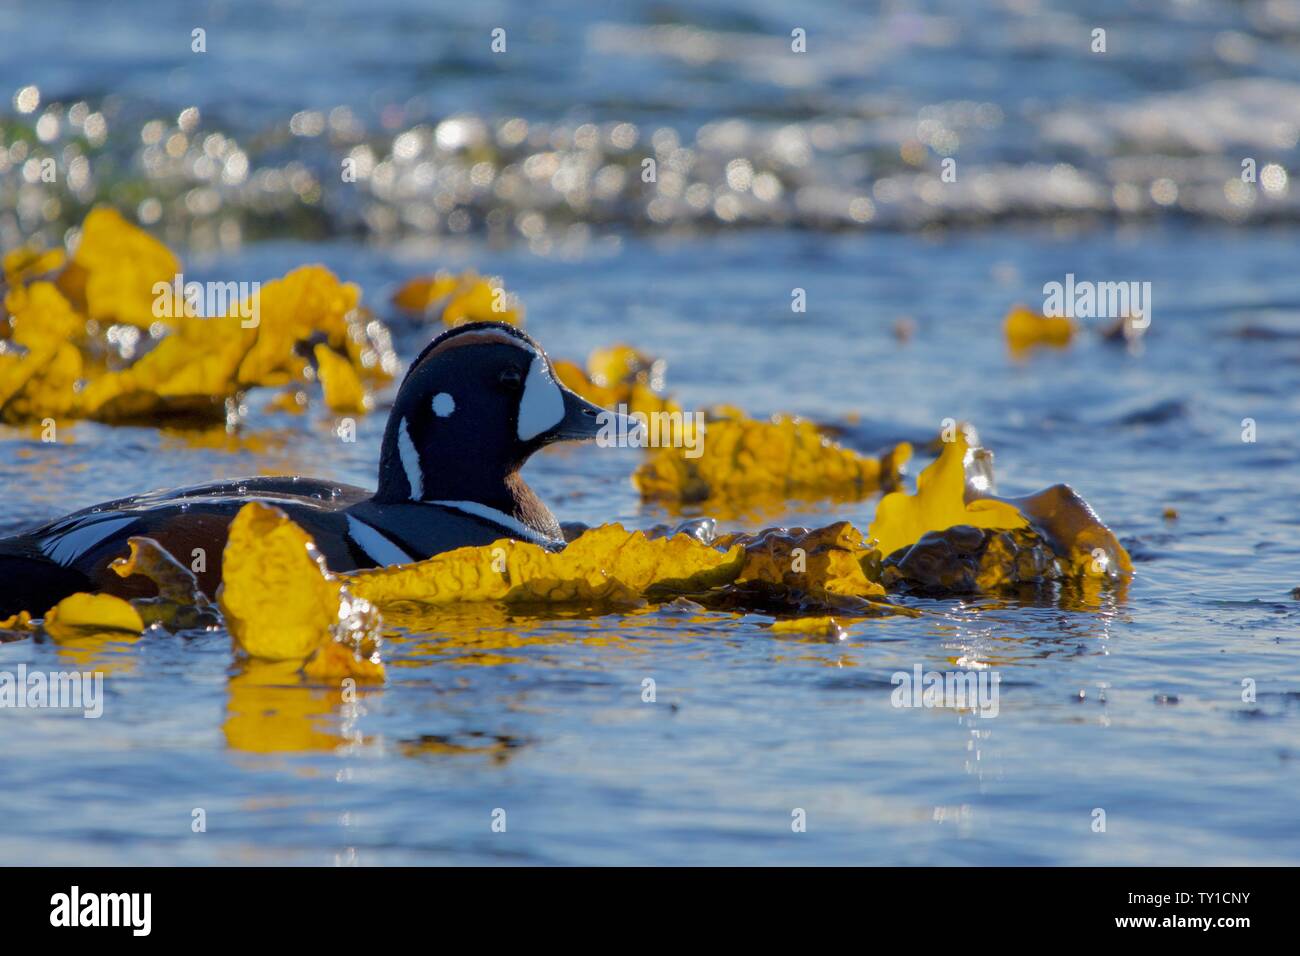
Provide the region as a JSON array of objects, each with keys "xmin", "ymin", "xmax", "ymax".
[
  {"xmin": 50, "ymin": 632, "xmax": 141, "ymax": 675},
  {"xmin": 223, "ymin": 659, "xmax": 359, "ymax": 754}
]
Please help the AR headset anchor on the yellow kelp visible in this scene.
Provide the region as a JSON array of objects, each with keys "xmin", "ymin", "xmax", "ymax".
[
  {"xmin": 954, "ymin": 436, "xmax": 1132, "ymax": 580},
  {"xmin": 392, "ymin": 272, "xmax": 460, "ymax": 311},
  {"xmin": 218, "ymin": 502, "xmax": 384, "ymax": 679},
  {"xmin": 585, "ymin": 344, "xmax": 663, "ymax": 391},
  {"xmin": 82, "ymin": 264, "xmax": 379, "ymax": 422},
  {"xmin": 392, "ymin": 271, "xmax": 524, "ymax": 326},
  {"xmin": 556, "ymin": 341, "xmax": 910, "ymax": 510},
  {"xmin": 223, "ymin": 660, "xmax": 361, "ymax": 753},
  {"xmin": 109, "ymin": 536, "xmax": 220, "ymax": 630},
  {"xmin": 342, "ymin": 309, "xmax": 400, "ymax": 384},
  {"xmin": 72, "ymin": 207, "xmax": 182, "ymax": 327},
  {"xmin": 42, "ymin": 593, "xmax": 145, "ymax": 643},
  {"xmin": 74, "ymin": 311, "xmax": 250, "ymax": 422},
  {"xmin": 0, "ymin": 610, "xmax": 35, "ymax": 633},
  {"xmin": 552, "ymin": 359, "xmax": 621, "ymax": 408},
  {"xmin": 313, "ymin": 342, "xmax": 370, "ymax": 413},
  {"xmin": 870, "ymin": 428, "xmax": 1132, "ymax": 582},
  {"xmin": 235, "ymin": 265, "xmax": 363, "ymax": 387},
  {"xmin": 347, "ymin": 523, "xmax": 744, "ymax": 608},
  {"xmin": 552, "ymin": 343, "xmax": 675, "ymax": 420},
  {"xmin": 770, "ymin": 616, "xmax": 850, "ymax": 640},
  {"xmin": 1004, "ymin": 304, "xmax": 1075, "ymax": 352},
  {"xmin": 110, "ymin": 536, "xmax": 205, "ymax": 604},
  {"xmin": 4, "ymin": 281, "xmax": 85, "ymax": 349},
  {"xmin": 997, "ymin": 484, "xmax": 1134, "ymax": 579},
  {"xmin": 0, "ymin": 210, "xmax": 393, "ymax": 425},
  {"xmin": 302, "ymin": 640, "xmax": 386, "ymax": 681},
  {"xmin": 716, "ymin": 522, "xmax": 886, "ymax": 600},
  {"xmin": 869, "ymin": 430, "xmax": 1027, "ymax": 559},
  {"xmin": 2, "ymin": 245, "xmax": 66, "ymax": 286},
  {"xmin": 635, "ymin": 409, "xmax": 911, "ymax": 505},
  {"xmin": 880, "ymin": 525, "xmax": 1061, "ymax": 593},
  {"xmin": 344, "ymin": 519, "xmax": 915, "ymax": 616},
  {"xmin": 0, "ymin": 284, "xmax": 86, "ymax": 425},
  {"xmin": 0, "ymin": 341, "xmax": 82, "ymax": 423},
  {"xmin": 553, "ymin": 363, "xmax": 677, "ymax": 421}
]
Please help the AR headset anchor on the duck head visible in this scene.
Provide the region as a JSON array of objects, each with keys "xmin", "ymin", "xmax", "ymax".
[{"xmin": 373, "ymin": 322, "xmax": 616, "ymax": 531}]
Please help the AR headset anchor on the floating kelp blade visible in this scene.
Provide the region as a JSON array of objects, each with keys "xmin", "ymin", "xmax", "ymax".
[
  {"xmin": 635, "ymin": 409, "xmax": 911, "ymax": 506},
  {"xmin": 871, "ymin": 427, "xmax": 1132, "ymax": 590},
  {"xmin": 42, "ymin": 593, "xmax": 144, "ymax": 643},
  {"xmin": 0, "ymin": 209, "xmax": 394, "ymax": 426},
  {"xmin": 218, "ymin": 502, "xmax": 385, "ymax": 680},
  {"xmin": 1004, "ymin": 304, "xmax": 1075, "ymax": 352},
  {"xmin": 109, "ymin": 536, "xmax": 220, "ymax": 630},
  {"xmin": 392, "ymin": 271, "xmax": 524, "ymax": 326},
  {"xmin": 869, "ymin": 429, "xmax": 1027, "ymax": 560},
  {"xmin": 345, "ymin": 523, "xmax": 745, "ymax": 608}
]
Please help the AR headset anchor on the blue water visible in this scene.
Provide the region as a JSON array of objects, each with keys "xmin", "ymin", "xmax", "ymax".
[{"xmin": 1, "ymin": 0, "xmax": 1298, "ymax": 865}]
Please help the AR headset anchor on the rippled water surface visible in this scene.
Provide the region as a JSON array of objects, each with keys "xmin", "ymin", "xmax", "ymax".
[
  {"xmin": 2, "ymin": 226, "xmax": 1297, "ymax": 865},
  {"xmin": 1, "ymin": 0, "xmax": 1299, "ymax": 865},
  {"xmin": 8, "ymin": 0, "xmax": 1300, "ymax": 246}
]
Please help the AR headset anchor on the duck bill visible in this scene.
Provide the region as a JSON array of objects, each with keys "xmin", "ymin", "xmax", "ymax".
[{"xmin": 543, "ymin": 387, "xmax": 637, "ymax": 444}]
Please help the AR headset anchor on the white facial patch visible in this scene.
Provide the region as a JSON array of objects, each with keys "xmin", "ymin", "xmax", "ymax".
[
  {"xmin": 431, "ymin": 392, "xmax": 455, "ymax": 417},
  {"xmin": 397, "ymin": 417, "xmax": 423, "ymax": 500},
  {"xmin": 516, "ymin": 354, "xmax": 565, "ymax": 441}
]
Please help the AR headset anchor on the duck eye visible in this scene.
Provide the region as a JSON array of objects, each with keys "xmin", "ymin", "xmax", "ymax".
[{"xmin": 498, "ymin": 367, "xmax": 524, "ymax": 389}]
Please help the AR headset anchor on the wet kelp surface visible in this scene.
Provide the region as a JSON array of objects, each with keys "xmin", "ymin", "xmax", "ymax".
[{"xmin": 0, "ymin": 225, "xmax": 1297, "ymax": 864}]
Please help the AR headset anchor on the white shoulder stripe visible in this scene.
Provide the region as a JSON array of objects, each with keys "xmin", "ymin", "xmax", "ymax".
[
  {"xmin": 397, "ymin": 417, "xmax": 424, "ymax": 500},
  {"xmin": 429, "ymin": 500, "xmax": 556, "ymax": 546},
  {"xmin": 39, "ymin": 515, "xmax": 138, "ymax": 567},
  {"xmin": 345, "ymin": 515, "xmax": 414, "ymax": 566}
]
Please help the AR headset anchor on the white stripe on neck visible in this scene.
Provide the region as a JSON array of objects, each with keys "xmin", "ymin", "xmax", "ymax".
[
  {"xmin": 397, "ymin": 417, "xmax": 423, "ymax": 500},
  {"xmin": 346, "ymin": 515, "xmax": 414, "ymax": 566},
  {"xmin": 429, "ymin": 500, "xmax": 556, "ymax": 546}
]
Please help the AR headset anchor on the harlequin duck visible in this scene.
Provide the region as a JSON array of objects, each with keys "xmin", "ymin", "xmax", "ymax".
[{"xmin": 0, "ymin": 322, "xmax": 625, "ymax": 618}]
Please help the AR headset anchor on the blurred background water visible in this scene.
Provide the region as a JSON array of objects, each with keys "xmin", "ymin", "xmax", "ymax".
[{"xmin": 0, "ymin": 0, "xmax": 1298, "ymax": 865}]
